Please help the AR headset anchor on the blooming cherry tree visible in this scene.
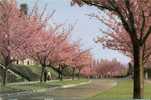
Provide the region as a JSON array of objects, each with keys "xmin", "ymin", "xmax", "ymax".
[{"xmin": 71, "ymin": 0, "xmax": 151, "ymax": 98}]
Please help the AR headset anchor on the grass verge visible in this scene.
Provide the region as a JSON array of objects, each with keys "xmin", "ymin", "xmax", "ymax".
[
  {"xmin": 87, "ymin": 79, "xmax": 151, "ymax": 100},
  {"xmin": 0, "ymin": 79, "xmax": 88, "ymax": 94}
]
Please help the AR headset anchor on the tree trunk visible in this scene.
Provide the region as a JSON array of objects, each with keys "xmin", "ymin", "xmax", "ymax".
[
  {"xmin": 133, "ymin": 43, "xmax": 144, "ymax": 99},
  {"xmin": 60, "ymin": 71, "xmax": 63, "ymax": 81},
  {"xmin": 44, "ymin": 68, "xmax": 47, "ymax": 82},
  {"xmin": 72, "ymin": 68, "xmax": 75, "ymax": 80},
  {"xmin": 40, "ymin": 66, "xmax": 45, "ymax": 83},
  {"xmin": 58, "ymin": 72, "xmax": 61, "ymax": 80},
  {"xmin": 78, "ymin": 69, "xmax": 80, "ymax": 80},
  {"xmin": 58, "ymin": 66, "xmax": 63, "ymax": 81},
  {"xmin": 2, "ymin": 67, "xmax": 8, "ymax": 86},
  {"xmin": 58, "ymin": 71, "xmax": 63, "ymax": 81}
]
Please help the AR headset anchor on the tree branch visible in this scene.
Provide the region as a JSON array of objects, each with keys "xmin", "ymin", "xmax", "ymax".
[
  {"xmin": 140, "ymin": 10, "xmax": 145, "ymax": 40},
  {"xmin": 142, "ymin": 26, "xmax": 151, "ymax": 45}
]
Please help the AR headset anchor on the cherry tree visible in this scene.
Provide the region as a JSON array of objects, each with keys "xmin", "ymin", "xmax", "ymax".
[
  {"xmin": 94, "ymin": 59, "xmax": 126, "ymax": 78},
  {"xmin": 25, "ymin": 21, "xmax": 77, "ymax": 82},
  {"xmin": 71, "ymin": 0, "xmax": 151, "ymax": 98},
  {"xmin": 80, "ymin": 66, "xmax": 95, "ymax": 79},
  {"xmin": 74, "ymin": 50, "xmax": 92, "ymax": 79},
  {"xmin": 26, "ymin": 30, "xmax": 53, "ymax": 82},
  {"xmin": 96, "ymin": 17, "xmax": 151, "ymax": 65},
  {"xmin": 52, "ymin": 41, "xmax": 93, "ymax": 80},
  {"xmin": 0, "ymin": 1, "xmax": 35, "ymax": 86},
  {"xmin": 0, "ymin": 0, "xmax": 52, "ymax": 85},
  {"xmin": 60, "ymin": 41, "xmax": 93, "ymax": 80},
  {"xmin": 51, "ymin": 38, "xmax": 78, "ymax": 81}
]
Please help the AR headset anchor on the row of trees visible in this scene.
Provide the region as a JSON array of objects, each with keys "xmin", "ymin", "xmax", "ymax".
[
  {"xmin": 93, "ymin": 59, "xmax": 126, "ymax": 78},
  {"xmin": 0, "ymin": 0, "xmax": 93, "ymax": 86},
  {"xmin": 79, "ymin": 59, "xmax": 126, "ymax": 79},
  {"xmin": 71, "ymin": 0, "xmax": 151, "ymax": 99}
]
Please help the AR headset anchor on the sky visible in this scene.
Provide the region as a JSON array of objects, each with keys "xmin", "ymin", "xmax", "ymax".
[{"xmin": 17, "ymin": 0, "xmax": 130, "ymax": 64}]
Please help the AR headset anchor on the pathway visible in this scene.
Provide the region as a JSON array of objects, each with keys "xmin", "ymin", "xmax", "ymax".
[{"xmin": 0, "ymin": 79, "xmax": 117, "ymax": 100}]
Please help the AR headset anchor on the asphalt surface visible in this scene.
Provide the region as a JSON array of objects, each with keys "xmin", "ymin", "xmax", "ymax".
[{"xmin": 0, "ymin": 79, "xmax": 116, "ymax": 100}]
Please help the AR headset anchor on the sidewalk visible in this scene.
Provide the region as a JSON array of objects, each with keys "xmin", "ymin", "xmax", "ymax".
[{"xmin": 0, "ymin": 79, "xmax": 91, "ymax": 97}]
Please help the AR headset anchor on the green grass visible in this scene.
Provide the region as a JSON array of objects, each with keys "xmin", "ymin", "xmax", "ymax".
[
  {"xmin": 87, "ymin": 79, "xmax": 151, "ymax": 100},
  {"xmin": 18, "ymin": 64, "xmax": 59, "ymax": 80},
  {"xmin": 0, "ymin": 85, "xmax": 22, "ymax": 93},
  {"xmin": 0, "ymin": 64, "xmax": 59, "ymax": 83},
  {"xmin": 0, "ymin": 79, "xmax": 88, "ymax": 93}
]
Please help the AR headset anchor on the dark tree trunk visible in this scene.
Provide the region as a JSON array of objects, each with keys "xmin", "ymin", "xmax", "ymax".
[
  {"xmin": 1, "ymin": 55, "xmax": 11, "ymax": 86},
  {"xmin": 58, "ymin": 66, "xmax": 63, "ymax": 81},
  {"xmin": 44, "ymin": 68, "xmax": 47, "ymax": 82},
  {"xmin": 58, "ymin": 72, "xmax": 61, "ymax": 80},
  {"xmin": 58, "ymin": 71, "xmax": 63, "ymax": 81},
  {"xmin": 40, "ymin": 66, "xmax": 45, "ymax": 83},
  {"xmin": 72, "ymin": 68, "xmax": 75, "ymax": 80},
  {"xmin": 60, "ymin": 71, "xmax": 63, "ymax": 81},
  {"xmin": 133, "ymin": 43, "xmax": 144, "ymax": 99},
  {"xmin": 2, "ymin": 67, "xmax": 8, "ymax": 86},
  {"xmin": 2, "ymin": 59, "xmax": 10, "ymax": 86},
  {"xmin": 78, "ymin": 69, "xmax": 80, "ymax": 80},
  {"xmin": 49, "ymin": 64, "xmax": 67, "ymax": 79}
]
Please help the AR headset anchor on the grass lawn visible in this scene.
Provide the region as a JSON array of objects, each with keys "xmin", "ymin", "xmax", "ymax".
[
  {"xmin": 0, "ymin": 79, "xmax": 88, "ymax": 93},
  {"xmin": 87, "ymin": 79, "xmax": 151, "ymax": 100}
]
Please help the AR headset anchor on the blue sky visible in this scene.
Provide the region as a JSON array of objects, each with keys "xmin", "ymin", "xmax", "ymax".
[{"xmin": 17, "ymin": 0, "xmax": 130, "ymax": 64}]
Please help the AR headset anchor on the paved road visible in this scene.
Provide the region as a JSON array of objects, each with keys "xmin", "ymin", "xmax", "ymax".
[{"xmin": 0, "ymin": 79, "xmax": 116, "ymax": 100}]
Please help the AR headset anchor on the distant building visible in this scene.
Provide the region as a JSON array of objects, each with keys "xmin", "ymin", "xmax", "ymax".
[{"xmin": 13, "ymin": 58, "xmax": 35, "ymax": 65}]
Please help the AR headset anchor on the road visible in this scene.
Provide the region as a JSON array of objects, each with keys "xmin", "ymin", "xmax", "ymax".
[{"xmin": 0, "ymin": 79, "xmax": 116, "ymax": 100}]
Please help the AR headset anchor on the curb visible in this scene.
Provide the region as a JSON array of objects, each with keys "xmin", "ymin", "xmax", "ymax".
[{"xmin": 61, "ymin": 80, "xmax": 91, "ymax": 88}]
